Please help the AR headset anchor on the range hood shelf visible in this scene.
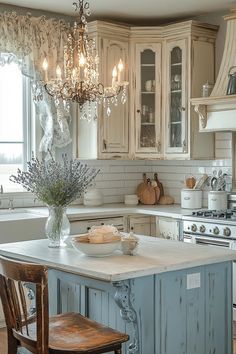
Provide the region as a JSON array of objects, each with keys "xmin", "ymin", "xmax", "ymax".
[
  {"xmin": 192, "ymin": 95, "xmax": 236, "ymax": 132},
  {"xmin": 191, "ymin": 9, "xmax": 236, "ymax": 132}
]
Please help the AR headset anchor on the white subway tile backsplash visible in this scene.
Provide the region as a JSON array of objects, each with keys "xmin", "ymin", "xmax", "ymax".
[{"xmin": 1, "ymin": 133, "xmax": 233, "ymax": 208}]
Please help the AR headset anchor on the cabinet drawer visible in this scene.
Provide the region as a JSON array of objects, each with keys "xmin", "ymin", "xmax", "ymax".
[{"xmin": 70, "ymin": 216, "xmax": 124, "ymax": 235}]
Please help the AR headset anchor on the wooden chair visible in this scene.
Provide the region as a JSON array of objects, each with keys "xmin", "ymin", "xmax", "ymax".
[{"xmin": 0, "ymin": 255, "xmax": 129, "ymax": 354}]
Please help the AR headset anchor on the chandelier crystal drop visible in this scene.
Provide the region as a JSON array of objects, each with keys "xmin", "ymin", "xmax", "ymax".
[{"xmin": 41, "ymin": 0, "xmax": 128, "ymax": 122}]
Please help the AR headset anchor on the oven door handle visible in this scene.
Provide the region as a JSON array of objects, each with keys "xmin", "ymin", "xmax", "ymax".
[{"xmin": 192, "ymin": 236, "xmax": 232, "ymax": 248}]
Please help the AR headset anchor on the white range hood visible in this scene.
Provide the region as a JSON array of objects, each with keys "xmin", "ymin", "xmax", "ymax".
[{"xmin": 192, "ymin": 9, "xmax": 236, "ymax": 132}]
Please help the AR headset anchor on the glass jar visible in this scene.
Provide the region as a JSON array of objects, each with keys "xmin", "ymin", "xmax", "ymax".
[
  {"xmin": 45, "ymin": 205, "xmax": 70, "ymax": 248},
  {"xmin": 202, "ymin": 81, "xmax": 214, "ymax": 97}
]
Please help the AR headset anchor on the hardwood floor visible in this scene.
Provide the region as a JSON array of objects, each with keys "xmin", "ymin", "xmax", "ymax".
[
  {"xmin": 0, "ymin": 327, "xmax": 7, "ymax": 354},
  {"xmin": 0, "ymin": 326, "xmax": 236, "ymax": 353}
]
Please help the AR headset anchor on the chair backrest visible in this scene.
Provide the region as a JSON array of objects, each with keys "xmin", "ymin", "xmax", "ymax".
[{"xmin": 0, "ymin": 255, "xmax": 49, "ymax": 354}]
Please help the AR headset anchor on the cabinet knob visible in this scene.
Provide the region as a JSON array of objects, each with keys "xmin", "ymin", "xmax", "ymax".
[
  {"xmin": 182, "ymin": 139, "xmax": 187, "ymax": 153},
  {"xmin": 156, "ymin": 141, "xmax": 161, "ymax": 153},
  {"xmin": 103, "ymin": 139, "xmax": 107, "ymax": 150},
  {"xmin": 182, "ymin": 107, "xmax": 186, "ymax": 111},
  {"xmin": 137, "ymin": 109, "xmax": 141, "ymax": 113}
]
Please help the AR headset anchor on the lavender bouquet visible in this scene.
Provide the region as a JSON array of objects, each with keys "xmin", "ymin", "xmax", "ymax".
[
  {"xmin": 10, "ymin": 154, "xmax": 99, "ymax": 206},
  {"xmin": 10, "ymin": 154, "xmax": 99, "ymax": 247}
]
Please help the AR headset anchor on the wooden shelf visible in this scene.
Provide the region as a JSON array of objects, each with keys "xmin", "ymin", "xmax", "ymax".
[
  {"xmin": 141, "ymin": 122, "xmax": 155, "ymax": 125},
  {"xmin": 171, "ymin": 62, "xmax": 182, "ymax": 66},
  {"xmin": 191, "ymin": 95, "xmax": 236, "ymax": 130},
  {"xmin": 171, "ymin": 89, "xmax": 182, "ymax": 93}
]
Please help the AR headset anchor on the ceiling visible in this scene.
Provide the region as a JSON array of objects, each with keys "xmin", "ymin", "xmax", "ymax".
[{"xmin": 0, "ymin": 0, "xmax": 235, "ymax": 24}]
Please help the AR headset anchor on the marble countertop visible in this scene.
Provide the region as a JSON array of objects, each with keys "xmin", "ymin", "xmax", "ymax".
[
  {"xmin": 0, "ymin": 236, "xmax": 235, "ymax": 282},
  {"xmin": 0, "ymin": 203, "xmax": 191, "ymax": 222}
]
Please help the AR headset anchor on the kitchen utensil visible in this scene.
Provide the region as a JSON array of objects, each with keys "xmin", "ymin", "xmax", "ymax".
[
  {"xmin": 139, "ymin": 178, "xmax": 156, "ymax": 205},
  {"xmin": 185, "ymin": 175, "xmax": 196, "ymax": 189},
  {"xmin": 226, "ymin": 66, "xmax": 236, "ymax": 95},
  {"xmin": 154, "ymin": 173, "xmax": 164, "ymax": 201},
  {"xmin": 193, "ymin": 174, "xmax": 208, "ymax": 190},
  {"xmin": 136, "ymin": 173, "xmax": 147, "ymax": 199}
]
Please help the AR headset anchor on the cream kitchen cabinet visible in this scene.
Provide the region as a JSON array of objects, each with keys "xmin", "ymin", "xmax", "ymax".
[
  {"xmin": 78, "ymin": 20, "xmax": 218, "ymax": 160},
  {"xmin": 162, "ymin": 22, "xmax": 218, "ymax": 159},
  {"xmin": 128, "ymin": 215, "xmax": 157, "ymax": 236},
  {"xmin": 77, "ymin": 21, "xmax": 130, "ymax": 159},
  {"xmin": 132, "ymin": 43, "xmax": 162, "ymax": 158}
]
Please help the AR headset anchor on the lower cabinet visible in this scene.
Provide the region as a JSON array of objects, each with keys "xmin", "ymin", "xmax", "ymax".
[
  {"xmin": 156, "ymin": 216, "xmax": 180, "ymax": 240},
  {"xmin": 48, "ymin": 261, "xmax": 232, "ymax": 354},
  {"xmin": 128, "ymin": 215, "xmax": 157, "ymax": 236},
  {"xmin": 128, "ymin": 215, "xmax": 180, "ymax": 239}
]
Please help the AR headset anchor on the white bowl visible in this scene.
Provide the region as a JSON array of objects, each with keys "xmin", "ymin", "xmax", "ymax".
[{"xmin": 71, "ymin": 236, "xmax": 120, "ymax": 257}]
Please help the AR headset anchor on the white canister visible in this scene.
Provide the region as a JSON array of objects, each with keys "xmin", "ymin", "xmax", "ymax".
[
  {"xmin": 181, "ymin": 189, "xmax": 202, "ymax": 209},
  {"xmin": 208, "ymin": 191, "xmax": 227, "ymax": 210},
  {"xmin": 124, "ymin": 194, "xmax": 139, "ymax": 205},
  {"xmin": 83, "ymin": 188, "xmax": 103, "ymax": 206}
]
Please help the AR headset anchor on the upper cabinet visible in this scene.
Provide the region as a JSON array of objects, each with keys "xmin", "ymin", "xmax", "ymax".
[
  {"xmin": 162, "ymin": 22, "xmax": 218, "ymax": 159},
  {"xmin": 164, "ymin": 40, "xmax": 187, "ymax": 155},
  {"xmin": 134, "ymin": 43, "xmax": 162, "ymax": 157},
  {"xmin": 99, "ymin": 37, "xmax": 129, "ymax": 157},
  {"xmin": 77, "ymin": 22, "xmax": 130, "ymax": 160},
  {"xmin": 77, "ymin": 20, "xmax": 218, "ymax": 160}
]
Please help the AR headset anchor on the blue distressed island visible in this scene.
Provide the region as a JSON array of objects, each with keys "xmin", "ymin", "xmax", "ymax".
[{"xmin": 0, "ymin": 236, "xmax": 235, "ymax": 354}]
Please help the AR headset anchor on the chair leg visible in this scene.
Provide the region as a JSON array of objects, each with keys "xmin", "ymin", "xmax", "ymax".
[
  {"xmin": 114, "ymin": 348, "xmax": 122, "ymax": 354},
  {"xmin": 7, "ymin": 329, "xmax": 18, "ymax": 354}
]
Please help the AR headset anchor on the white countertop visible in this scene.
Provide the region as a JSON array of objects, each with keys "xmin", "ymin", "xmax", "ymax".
[
  {"xmin": 0, "ymin": 236, "xmax": 235, "ymax": 282},
  {"xmin": 6, "ymin": 203, "xmax": 190, "ymax": 221}
]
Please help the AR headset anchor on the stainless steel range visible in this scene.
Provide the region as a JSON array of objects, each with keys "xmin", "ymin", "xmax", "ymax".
[
  {"xmin": 183, "ymin": 209, "xmax": 236, "ymax": 248},
  {"xmin": 182, "ymin": 209, "xmax": 236, "ymax": 319}
]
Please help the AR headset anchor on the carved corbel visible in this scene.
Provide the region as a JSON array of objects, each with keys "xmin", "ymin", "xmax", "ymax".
[
  {"xmin": 194, "ymin": 104, "xmax": 207, "ymax": 129},
  {"xmin": 113, "ymin": 280, "xmax": 140, "ymax": 354}
]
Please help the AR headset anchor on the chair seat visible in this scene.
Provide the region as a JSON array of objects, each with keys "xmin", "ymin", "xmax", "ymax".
[{"xmin": 22, "ymin": 312, "xmax": 129, "ymax": 353}]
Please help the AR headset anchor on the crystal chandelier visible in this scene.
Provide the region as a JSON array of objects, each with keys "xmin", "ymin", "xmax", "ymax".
[{"xmin": 42, "ymin": 0, "xmax": 128, "ymax": 122}]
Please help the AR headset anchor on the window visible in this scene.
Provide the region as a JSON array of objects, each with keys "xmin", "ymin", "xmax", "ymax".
[{"xmin": 0, "ymin": 56, "xmax": 32, "ymax": 192}]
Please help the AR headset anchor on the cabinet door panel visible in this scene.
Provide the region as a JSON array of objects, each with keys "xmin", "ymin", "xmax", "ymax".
[
  {"xmin": 99, "ymin": 38, "xmax": 129, "ymax": 155},
  {"xmin": 134, "ymin": 43, "xmax": 162, "ymax": 155},
  {"xmin": 165, "ymin": 39, "xmax": 187, "ymax": 155},
  {"xmin": 129, "ymin": 216, "xmax": 151, "ymax": 236}
]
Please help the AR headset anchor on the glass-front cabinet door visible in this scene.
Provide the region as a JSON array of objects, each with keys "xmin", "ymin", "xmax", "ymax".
[
  {"xmin": 135, "ymin": 43, "xmax": 161, "ymax": 155},
  {"xmin": 165, "ymin": 39, "xmax": 187, "ymax": 155}
]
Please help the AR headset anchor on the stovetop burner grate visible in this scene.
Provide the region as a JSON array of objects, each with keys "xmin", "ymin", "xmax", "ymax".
[{"xmin": 191, "ymin": 208, "xmax": 236, "ymax": 220}]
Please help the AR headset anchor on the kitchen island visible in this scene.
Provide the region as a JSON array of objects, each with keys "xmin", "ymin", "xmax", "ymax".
[{"xmin": 0, "ymin": 236, "xmax": 235, "ymax": 354}]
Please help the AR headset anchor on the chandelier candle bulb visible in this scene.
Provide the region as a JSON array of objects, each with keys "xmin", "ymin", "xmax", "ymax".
[
  {"xmin": 118, "ymin": 59, "xmax": 124, "ymax": 82},
  {"xmin": 56, "ymin": 65, "xmax": 62, "ymax": 81},
  {"xmin": 42, "ymin": 57, "xmax": 48, "ymax": 82},
  {"xmin": 112, "ymin": 65, "xmax": 118, "ymax": 86}
]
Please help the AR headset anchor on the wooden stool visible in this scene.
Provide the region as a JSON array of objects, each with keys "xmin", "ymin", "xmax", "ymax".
[{"xmin": 0, "ymin": 255, "xmax": 129, "ymax": 354}]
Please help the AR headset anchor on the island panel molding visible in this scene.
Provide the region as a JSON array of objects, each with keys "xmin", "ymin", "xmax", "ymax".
[{"xmin": 114, "ymin": 280, "xmax": 140, "ymax": 354}]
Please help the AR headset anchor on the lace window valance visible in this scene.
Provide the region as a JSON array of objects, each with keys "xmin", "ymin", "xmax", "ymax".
[{"xmin": 0, "ymin": 12, "xmax": 72, "ymax": 154}]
